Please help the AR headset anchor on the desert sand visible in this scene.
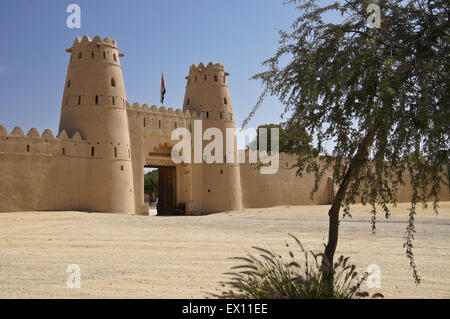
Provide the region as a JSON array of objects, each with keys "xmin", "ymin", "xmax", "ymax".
[{"xmin": 0, "ymin": 202, "xmax": 449, "ymax": 299}]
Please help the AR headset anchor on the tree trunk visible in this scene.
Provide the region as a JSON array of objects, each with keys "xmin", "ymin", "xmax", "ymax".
[{"xmin": 322, "ymin": 123, "xmax": 378, "ymax": 288}]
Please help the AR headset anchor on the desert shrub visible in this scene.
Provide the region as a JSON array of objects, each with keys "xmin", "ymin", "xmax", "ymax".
[{"xmin": 212, "ymin": 234, "xmax": 383, "ymax": 299}]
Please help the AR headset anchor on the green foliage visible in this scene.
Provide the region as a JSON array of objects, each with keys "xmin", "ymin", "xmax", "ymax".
[
  {"xmin": 212, "ymin": 235, "xmax": 383, "ymax": 299},
  {"xmin": 283, "ymin": 119, "xmax": 316, "ymax": 155},
  {"xmin": 248, "ymin": 122, "xmax": 315, "ymax": 154},
  {"xmin": 247, "ymin": 123, "xmax": 283, "ymax": 152},
  {"xmin": 244, "ymin": 0, "xmax": 449, "ymax": 284},
  {"xmin": 144, "ymin": 170, "xmax": 158, "ymax": 200}
]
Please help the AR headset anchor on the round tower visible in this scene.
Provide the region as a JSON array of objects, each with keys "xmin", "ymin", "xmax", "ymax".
[
  {"xmin": 59, "ymin": 35, "xmax": 134, "ymax": 213},
  {"xmin": 183, "ymin": 62, "xmax": 242, "ymax": 212}
]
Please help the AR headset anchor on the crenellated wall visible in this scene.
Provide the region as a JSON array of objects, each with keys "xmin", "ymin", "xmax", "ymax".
[
  {"xmin": 0, "ymin": 125, "xmax": 91, "ymax": 161},
  {"xmin": 126, "ymin": 102, "xmax": 203, "ymax": 137},
  {"xmin": 0, "ymin": 126, "xmax": 93, "ymax": 212}
]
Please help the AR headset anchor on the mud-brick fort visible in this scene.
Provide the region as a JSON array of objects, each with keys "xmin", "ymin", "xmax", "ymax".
[{"xmin": 0, "ymin": 36, "xmax": 448, "ymax": 215}]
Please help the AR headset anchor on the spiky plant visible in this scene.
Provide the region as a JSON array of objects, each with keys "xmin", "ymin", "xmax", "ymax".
[{"xmin": 211, "ymin": 234, "xmax": 384, "ymax": 299}]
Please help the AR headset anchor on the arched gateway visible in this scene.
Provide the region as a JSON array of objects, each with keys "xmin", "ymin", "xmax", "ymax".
[
  {"xmin": 59, "ymin": 35, "xmax": 242, "ymax": 215},
  {"xmin": 145, "ymin": 142, "xmax": 179, "ymax": 215}
]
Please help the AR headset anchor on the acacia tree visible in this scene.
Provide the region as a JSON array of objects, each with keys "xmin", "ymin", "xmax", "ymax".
[{"xmin": 244, "ymin": 0, "xmax": 449, "ymax": 284}]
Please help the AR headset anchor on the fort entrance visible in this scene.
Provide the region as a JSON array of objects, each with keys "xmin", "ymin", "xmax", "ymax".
[
  {"xmin": 144, "ymin": 142, "xmax": 184, "ymax": 215},
  {"xmin": 144, "ymin": 166, "xmax": 178, "ymax": 215}
]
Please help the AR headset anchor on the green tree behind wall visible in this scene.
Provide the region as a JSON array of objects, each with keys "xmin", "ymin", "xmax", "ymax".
[
  {"xmin": 144, "ymin": 170, "xmax": 158, "ymax": 202},
  {"xmin": 248, "ymin": 122, "xmax": 315, "ymax": 154}
]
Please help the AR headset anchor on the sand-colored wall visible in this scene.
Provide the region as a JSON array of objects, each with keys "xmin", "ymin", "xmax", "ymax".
[
  {"xmin": 390, "ymin": 173, "xmax": 450, "ymax": 203},
  {"xmin": 0, "ymin": 127, "xmax": 92, "ymax": 212},
  {"xmin": 240, "ymin": 153, "xmax": 449, "ymax": 209},
  {"xmin": 240, "ymin": 154, "xmax": 333, "ymax": 208}
]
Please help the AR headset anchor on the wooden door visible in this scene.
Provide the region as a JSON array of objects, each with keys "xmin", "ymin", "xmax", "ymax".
[{"xmin": 157, "ymin": 167, "xmax": 176, "ymax": 215}]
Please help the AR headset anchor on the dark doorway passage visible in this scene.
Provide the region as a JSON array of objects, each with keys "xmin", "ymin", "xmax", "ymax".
[{"xmin": 144, "ymin": 166, "xmax": 182, "ymax": 215}]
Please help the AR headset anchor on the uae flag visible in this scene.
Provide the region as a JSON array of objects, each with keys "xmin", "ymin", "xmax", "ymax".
[{"xmin": 160, "ymin": 72, "xmax": 166, "ymax": 104}]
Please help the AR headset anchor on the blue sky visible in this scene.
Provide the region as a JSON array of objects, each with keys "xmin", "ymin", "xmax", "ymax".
[{"xmin": 0, "ymin": 0, "xmax": 303, "ymax": 141}]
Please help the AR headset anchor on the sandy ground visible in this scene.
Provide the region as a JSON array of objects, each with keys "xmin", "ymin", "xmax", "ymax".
[{"xmin": 0, "ymin": 202, "xmax": 449, "ymax": 299}]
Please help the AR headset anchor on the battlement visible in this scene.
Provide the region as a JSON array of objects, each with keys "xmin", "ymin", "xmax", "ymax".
[
  {"xmin": 66, "ymin": 35, "xmax": 119, "ymax": 52},
  {"xmin": 1, "ymin": 124, "xmax": 132, "ymax": 161},
  {"xmin": 189, "ymin": 62, "xmax": 225, "ymax": 73},
  {"xmin": 0, "ymin": 125, "xmax": 84, "ymax": 141},
  {"xmin": 0, "ymin": 125, "xmax": 116, "ymax": 160},
  {"xmin": 126, "ymin": 103, "xmax": 206, "ymax": 137},
  {"xmin": 186, "ymin": 62, "xmax": 230, "ymax": 85},
  {"xmin": 126, "ymin": 102, "xmax": 203, "ymax": 119}
]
